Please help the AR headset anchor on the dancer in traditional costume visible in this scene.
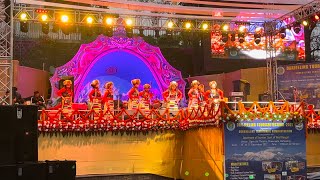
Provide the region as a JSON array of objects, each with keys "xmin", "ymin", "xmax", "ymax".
[
  {"xmin": 102, "ymin": 82, "xmax": 114, "ymax": 111},
  {"xmin": 188, "ymin": 80, "xmax": 200, "ymax": 109},
  {"xmin": 162, "ymin": 81, "xmax": 182, "ymax": 110},
  {"xmin": 57, "ymin": 80, "xmax": 73, "ymax": 109},
  {"xmin": 139, "ymin": 84, "xmax": 153, "ymax": 110},
  {"xmin": 128, "ymin": 79, "xmax": 140, "ymax": 110},
  {"xmin": 204, "ymin": 81, "xmax": 224, "ymax": 110},
  {"xmin": 198, "ymin": 84, "xmax": 206, "ymax": 107},
  {"xmin": 88, "ymin": 80, "xmax": 102, "ymax": 110}
]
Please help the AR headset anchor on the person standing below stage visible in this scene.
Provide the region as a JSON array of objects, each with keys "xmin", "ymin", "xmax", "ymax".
[
  {"xmin": 128, "ymin": 79, "xmax": 140, "ymax": 110},
  {"xmin": 188, "ymin": 80, "xmax": 200, "ymax": 109},
  {"xmin": 102, "ymin": 82, "xmax": 114, "ymax": 111},
  {"xmin": 139, "ymin": 84, "xmax": 153, "ymax": 110},
  {"xmin": 88, "ymin": 80, "xmax": 102, "ymax": 110},
  {"xmin": 205, "ymin": 81, "xmax": 224, "ymax": 108},
  {"xmin": 162, "ymin": 81, "xmax": 182, "ymax": 110},
  {"xmin": 57, "ymin": 80, "xmax": 73, "ymax": 109},
  {"xmin": 32, "ymin": 91, "xmax": 45, "ymax": 109}
]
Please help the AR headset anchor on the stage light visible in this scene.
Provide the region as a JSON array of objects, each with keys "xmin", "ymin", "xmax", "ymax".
[
  {"xmin": 106, "ymin": 17, "xmax": 113, "ymax": 25},
  {"xmin": 221, "ymin": 32, "xmax": 228, "ymax": 43},
  {"xmin": 279, "ymin": 28, "xmax": 286, "ymax": 39},
  {"xmin": 61, "ymin": 15, "xmax": 69, "ymax": 23},
  {"xmin": 239, "ymin": 25, "xmax": 245, "ymax": 32},
  {"xmin": 20, "ymin": 13, "xmax": 27, "ymax": 21},
  {"xmin": 254, "ymin": 33, "xmax": 261, "ymax": 44},
  {"xmin": 222, "ymin": 24, "xmax": 229, "ymax": 31},
  {"xmin": 86, "ymin": 16, "xmax": 93, "ymax": 24},
  {"xmin": 238, "ymin": 33, "xmax": 245, "ymax": 43},
  {"xmin": 293, "ymin": 22, "xmax": 301, "ymax": 34},
  {"xmin": 185, "ymin": 22, "xmax": 191, "ymax": 29},
  {"xmin": 202, "ymin": 23, "xmax": 209, "ymax": 30},
  {"xmin": 126, "ymin": 19, "xmax": 133, "ymax": 26},
  {"xmin": 315, "ymin": 15, "xmax": 319, "ymax": 20},
  {"xmin": 302, "ymin": 20, "xmax": 308, "ymax": 26},
  {"xmin": 167, "ymin": 21, "xmax": 174, "ymax": 28},
  {"xmin": 41, "ymin": 14, "xmax": 48, "ymax": 22}
]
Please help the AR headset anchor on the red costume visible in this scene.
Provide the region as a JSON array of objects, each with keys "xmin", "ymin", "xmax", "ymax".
[
  {"xmin": 103, "ymin": 82, "xmax": 114, "ymax": 111},
  {"xmin": 188, "ymin": 80, "xmax": 200, "ymax": 108},
  {"xmin": 162, "ymin": 89, "xmax": 183, "ymax": 102},
  {"xmin": 103, "ymin": 89, "xmax": 114, "ymax": 103},
  {"xmin": 128, "ymin": 79, "xmax": 141, "ymax": 110},
  {"xmin": 139, "ymin": 91, "xmax": 153, "ymax": 102},
  {"xmin": 57, "ymin": 87, "xmax": 73, "ymax": 98},
  {"xmin": 128, "ymin": 87, "xmax": 139, "ymax": 101},
  {"xmin": 57, "ymin": 80, "xmax": 73, "ymax": 109},
  {"xmin": 89, "ymin": 89, "xmax": 102, "ymax": 102},
  {"xmin": 204, "ymin": 89, "xmax": 224, "ymax": 102}
]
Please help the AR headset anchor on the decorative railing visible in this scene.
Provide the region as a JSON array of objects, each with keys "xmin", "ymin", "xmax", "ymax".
[{"xmin": 37, "ymin": 102, "xmax": 320, "ymax": 133}]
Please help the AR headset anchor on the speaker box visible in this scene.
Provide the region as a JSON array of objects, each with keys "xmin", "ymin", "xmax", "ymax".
[
  {"xmin": 0, "ymin": 162, "xmax": 46, "ymax": 180},
  {"xmin": 0, "ymin": 105, "xmax": 38, "ymax": 164},
  {"xmin": 46, "ymin": 161, "xmax": 76, "ymax": 180},
  {"xmin": 232, "ymin": 80, "xmax": 250, "ymax": 95}
]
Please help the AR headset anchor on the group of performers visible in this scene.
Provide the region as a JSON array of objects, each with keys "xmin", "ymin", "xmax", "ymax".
[{"xmin": 57, "ymin": 78, "xmax": 224, "ymax": 111}]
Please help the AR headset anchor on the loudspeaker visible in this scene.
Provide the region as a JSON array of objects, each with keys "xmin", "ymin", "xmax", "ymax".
[
  {"xmin": 232, "ymin": 79, "xmax": 250, "ymax": 95},
  {"xmin": 0, "ymin": 105, "xmax": 38, "ymax": 164},
  {"xmin": 0, "ymin": 162, "xmax": 46, "ymax": 180},
  {"xmin": 46, "ymin": 161, "xmax": 76, "ymax": 180},
  {"xmin": 259, "ymin": 93, "xmax": 272, "ymax": 102}
]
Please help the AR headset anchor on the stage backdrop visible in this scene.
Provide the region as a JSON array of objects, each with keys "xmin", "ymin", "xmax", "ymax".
[
  {"xmin": 224, "ymin": 120, "xmax": 307, "ymax": 180},
  {"xmin": 50, "ymin": 32, "xmax": 185, "ymax": 102},
  {"xmin": 277, "ymin": 63, "xmax": 320, "ymax": 109}
]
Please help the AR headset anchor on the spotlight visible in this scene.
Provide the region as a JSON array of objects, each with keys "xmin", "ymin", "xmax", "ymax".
[
  {"xmin": 86, "ymin": 16, "xmax": 94, "ymax": 24},
  {"xmin": 222, "ymin": 24, "xmax": 229, "ymax": 31},
  {"xmin": 302, "ymin": 20, "xmax": 308, "ymax": 26},
  {"xmin": 279, "ymin": 28, "xmax": 286, "ymax": 39},
  {"xmin": 202, "ymin": 23, "xmax": 209, "ymax": 30},
  {"xmin": 167, "ymin": 21, "xmax": 174, "ymax": 28},
  {"xmin": 315, "ymin": 15, "xmax": 319, "ymax": 20},
  {"xmin": 126, "ymin": 19, "xmax": 133, "ymax": 26},
  {"xmin": 106, "ymin": 17, "xmax": 113, "ymax": 25},
  {"xmin": 254, "ymin": 33, "xmax": 261, "ymax": 44},
  {"xmin": 238, "ymin": 33, "xmax": 245, "ymax": 43},
  {"xmin": 221, "ymin": 32, "xmax": 228, "ymax": 43},
  {"xmin": 185, "ymin": 22, "xmax": 191, "ymax": 29},
  {"xmin": 230, "ymin": 33, "xmax": 236, "ymax": 42},
  {"xmin": 41, "ymin": 14, "xmax": 48, "ymax": 22},
  {"xmin": 20, "ymin": 13, "xmax": 27, "ymax": 21},
  {"xmin": 239, "ymin": 25, "xmax": 245, "ymax": 32},
  {"xmin": 293, "ymin": 22, "xmax": 301, "ymax": 34},
  {"xmin": 61, "ymin": 15, "xmax": 69, "ymax": 23}
]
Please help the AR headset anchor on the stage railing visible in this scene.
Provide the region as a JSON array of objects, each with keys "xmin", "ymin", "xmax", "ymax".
[{"xmin": 37, "ymin": 101, "xmax": 320, "ymax": 132}]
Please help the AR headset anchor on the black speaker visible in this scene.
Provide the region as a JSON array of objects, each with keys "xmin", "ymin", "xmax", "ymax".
[
  {"xmin": 0, "ymin": 162, "xmax": 46, "ymax": 180},
  {"xmin": 0, "ymin": 105, "xmax": 38, "ymax": 164},
  {"xmin": 46, "ymin": 161, "xmax": 76, "ymax": 180},
  {"xmin": 259, "ymin": 93, "xmax": 272, "ymax": 102},
  {"xmin": 232, "ymin": 79, "xmax": 250, "ymax": 95}
]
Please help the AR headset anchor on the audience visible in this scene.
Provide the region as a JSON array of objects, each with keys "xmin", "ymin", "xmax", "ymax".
[{"xmin": 31, "ymin": 91, "xmax": 45, "ymax": 109}]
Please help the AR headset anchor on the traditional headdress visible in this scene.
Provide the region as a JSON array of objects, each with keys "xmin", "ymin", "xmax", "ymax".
[
  {"xmin": 169, "ymin": 81, "xmax": 178, "ymax": 89},
  {"xmin": 63, "ymin": 80, "xmax": 72, "ymax": 86},
  {"xmin": 209, "ymin": 81, "xmax": 217, "ymax": 88},
  {"xmin": 131, "ymin": 79, "xmax": 141, "ymax": 86},
  {"xmin": 191, "ymin": 80, "xmax": 200, "ymax": 87},
  {"xmin": 104, "ymin": 82, "xmax": 113, "ymax": 89},
  {"xmin": 91, "ymin": 80, "xmax": 100, "ymax": 88},
  {"xmin": 143, "ymin": 84, "xmax": 151, "ymax": 89}
]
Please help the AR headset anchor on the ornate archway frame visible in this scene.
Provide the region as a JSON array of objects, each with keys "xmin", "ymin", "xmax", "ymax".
[{"xmin": 50, "ymin": 35, "xmax": 186, "ymax": 102}]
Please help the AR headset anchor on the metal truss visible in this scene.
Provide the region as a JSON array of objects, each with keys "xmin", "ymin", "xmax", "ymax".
[{"xmin": 0, "ymin": 0, "xmax": 13, "ymax": 105}]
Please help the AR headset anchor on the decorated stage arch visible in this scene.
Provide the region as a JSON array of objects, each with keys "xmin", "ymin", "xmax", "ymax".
[{"xmin": 50, "ymin": 34, "xmax": 185, "ymax": 102}]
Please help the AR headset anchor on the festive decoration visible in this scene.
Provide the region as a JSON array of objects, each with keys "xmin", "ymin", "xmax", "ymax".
[{"xmin": 38, "ymin": 102, "xmax": 320, "ymax": 134}]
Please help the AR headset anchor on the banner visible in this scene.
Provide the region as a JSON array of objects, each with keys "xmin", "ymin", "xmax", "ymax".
[
  {"xmin": 224, "ymin": 120, "xmax": 306, "ymax": 180},
  {"xmin": 277, "ymin": 63, "xmax": 320, "ymax": 109}
]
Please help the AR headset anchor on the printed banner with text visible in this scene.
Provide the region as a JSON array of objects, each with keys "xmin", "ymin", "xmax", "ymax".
[{"xmin": 224, "ymin": 120, "xmax": 306, "ymax": 180}]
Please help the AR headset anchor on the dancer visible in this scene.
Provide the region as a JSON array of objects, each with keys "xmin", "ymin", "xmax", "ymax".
[
  {"xmin": 128, "ymin": 79, "xmax": 141, "ymax": 110},
  {"xmin": 102, "ymin": 82, "xmax": 114, "ymax": 111},
  {"xmin": 88, "ymin": 80, "xmax": 102, "ymax": 110},
  {"xmin": 139, "ymin": 84, "xmax": 153, "ymax": 110},
  {"xmin": 204, "ymin": 81, "xmax": 224, "ymax": 109},
  {"xmin": 198, "ymin": 84, "xmax": 205, "ymax": 106},
  {"xmin": 162, "ymin": 81, "xmax": 182, "ymax": 110},
  {"xmin": 188, "ymin": 80, "xmax": 200, "ymax": 109},
  {"xmin": 57, "ymin": 80, "xmax": 73, "ymax": 109}
]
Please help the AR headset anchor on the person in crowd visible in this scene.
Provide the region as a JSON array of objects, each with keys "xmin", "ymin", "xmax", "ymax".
[
  {"xmin": 88, "ymin": 80, "xmax": 102, "ymax": 110},
  {"xmin": 57, "ymin": 80, "xmax": 73, "ymax": 109},
  {"xmin": 204, "ymin": 81, "xmax": 224, "ymax": 107},
  {"xmin": 188, "ymin": 80, "xmax": 200, "ymax": 109},
  {"xmin": 128, "ymin": 79, "xmax": 140, "ymax": 109},
  {"xmin": 162, "ymin": 81, "xmax": 182, "ymax": 109},
  {"xmin": 31, "ymin": 91, "xmax": 45, "ymax": 109},
  {"xmin": 103, "ymin": 81, "xmax": 114, "ymax": 110},
  {"xmin": 139, "ymin": 84, "xmax": 153, "ymax": 109},
  {"xmin": 12, "ymin": 87, "xmax": 24, "ymax": 104}
]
